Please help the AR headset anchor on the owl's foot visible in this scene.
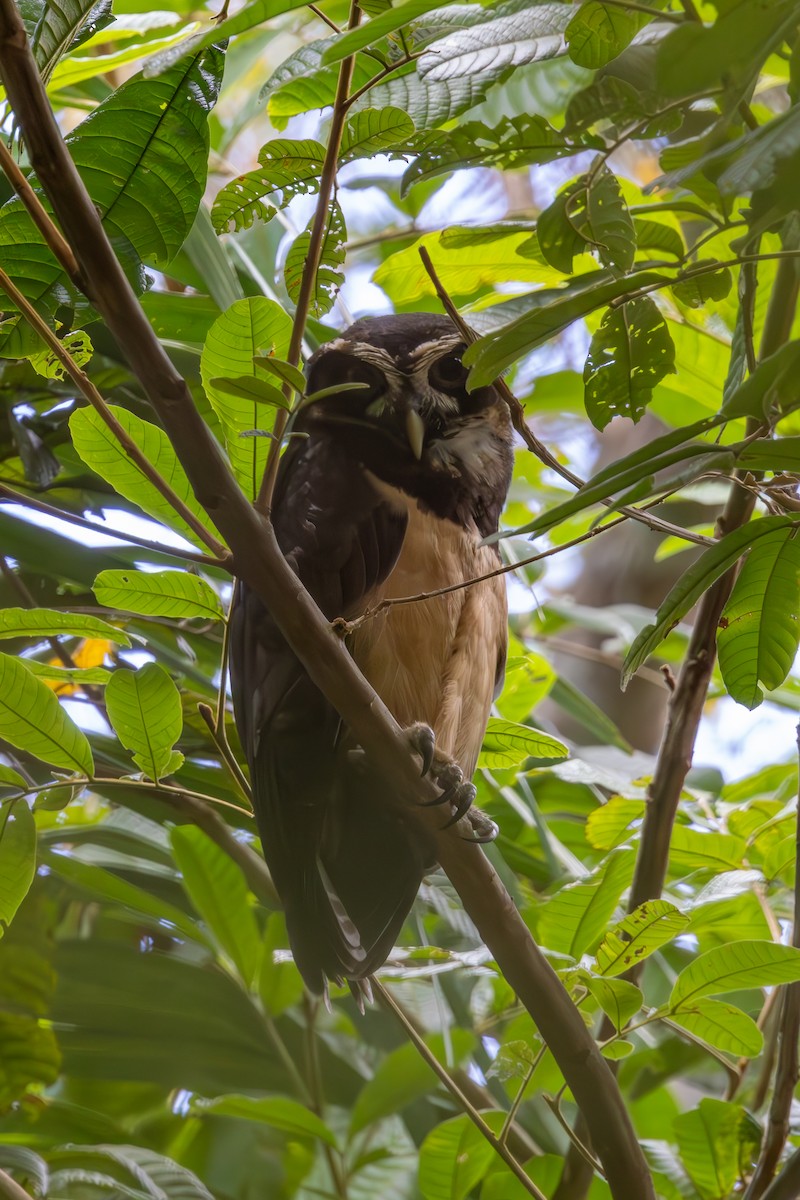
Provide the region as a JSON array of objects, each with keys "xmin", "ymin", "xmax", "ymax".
[
  {"xmin": 405, "ymin": 723, "xmax": 477, "ymax": 827},
  {"xmin": 462, "ymin": 807, "xmax": 499, "ymax": 843}
]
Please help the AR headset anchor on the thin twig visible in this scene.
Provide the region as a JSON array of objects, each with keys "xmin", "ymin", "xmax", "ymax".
[
  {"xmin": 0, "ymin": 1168, "xmax": 34, "ymax": 1200},
  {"xmin": 0, "ymin": 137, "xmax": 81, "ymax": 279},
  {"xmin": 744, "ymin": 722, "xmax": 800, "ymax": 1200},
  {"xmin": 342, "ymin": 52, "xmax": 421, "ymax": 112},
  {"xmin": 198, "ymin": 701, "xmax": 252, "ymax": 804},
  {"xmin": 375, "ymin": 980, "xmax": 548, "ymax": 1200},
  {"xmin": 257, "ymin": 0, "xmax": 362, "ymax": 514},
  {"xmin": 0, "ymin": 482, "xmax": 227, "ymax": 567},
  {"xmin": 0, "ymin": 263, "xmax": 228, "ymax": 561}
]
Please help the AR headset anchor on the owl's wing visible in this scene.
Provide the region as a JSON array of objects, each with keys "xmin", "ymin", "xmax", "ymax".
[{"xmin": 229, "ymin": 438, "xmax": 432, "ymax": 993}]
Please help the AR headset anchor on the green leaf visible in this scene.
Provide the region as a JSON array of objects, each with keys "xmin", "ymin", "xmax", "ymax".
[
  {"xmin": 253, "ymin": 355, "xmax": 307, "ymax": 396},
  {"xmin": 741, "ymin": 436, "xmax": 800, "ymax": 472},
  {"xmin": 539, "ymin": 850, "xmax": 633, "ymax": 958},
  {"xmin": 284, "ymin": 202, "xmax": 346, "ymax": 319},
  {"xmin": 417, "ymin": 1, "xmax": 572, "ymax": 83},
  {"xmin": 601, "ymin": 1039, "xmax": 634, "ymax": 1060},
  {"xmin": 584, "ymin": 298, "xmax": 676, "ymax": 430},
  {"xmin": 595, "ymin": 900, "xmax": 689, "ymax": 978},
  {"xmin": 669, "ymin": 999, "xmax": 763, "ymax": 1058},
  {"xmin": 623, "ymin": 517, "xmax": 799, "ymax": 687},
  {"xmin": 341, "ymin": 106, "xmax": 416, "ymax": 160},
  {"xmin": 144, "ymin": 0, "xmax": 309, "ymax": 74},
  {"xmin": 478, "ymin": 719, "xmax": 568, "ymax": 769},
  {"xmin": 200, "ymin": 298, "xmax": 292, "ymax": 498},
  {"xmin": 548, "ymin": 675, "xmax": 631, "ymax": 751},
  {"xmin": 671, "ymin": 941, "xmax": 800, "ymax": 1008},
  {"xmin": 323, "ymin": 0, "xmax": 461, "ymax": 61},
  {"xmin": 722, "ymin": 341, "xmax": 800, "ymax": 420},
  {"xmin": 402, "ymin": 113, "xmax": 583, "ymax": 195},
  {"xmin": 566, "ymin": 2, "xmax": 649, "ymax": 69},
  {"xmin": 673, "ymin": 1099, "xmax": 749, "ymax": 1200},
  {"xmin": 352, "ymin": 1030, "xmax": 474, "ymax": 1134},
  {"xmin": 463, "ymin": 269, "xmax": 669, "ymax": 386},
  {"xmin": 211, "ymin": 375, "xmax": 292, "ymax": 411},
  {"xmin": 537, "ymin": 180, "xmax": 589, "ymax": 274},
  {"xmin": 61, "ymin": 1146, "xmax": 215, "ymax": 1200},
  {"xmin": 419, "ymin": 1113, "xmax": 495, "ymax": 1200},
  {"xmin": 191, "ymin": 1093, "xmax": 338, "ymax": 1146},
  {"xmin": 718, "ymin": 527, "xmax": 800, "ymax": 709},
  {"xmin": 64, "ymin": 45, "xmax": 224, "ymax": 268},
  {"xmin": 669, "ymin": 827, "xmax": 746, "ymax": 872},
  {"xmin": 211, "ymin": 138, "xmax": 324, "ymax": 234},
  {"xmin": 0, "ymin": 607, "xmax": 130, "ymax": 646},
  {"xmin": 70, "ymin": 405, "xmax": 223, "ymax": 551},
  {"xmin": 93, "ymin": 569, "xmax": 224, "ymax": 621},
  {"xmin": 0, "ymin": 800, "xmax": 36, "ymax": 936},
  {"xmin": 672, "ymin": 265, "xmax": 733, "ymax": 309},
  {"xmin": 171, "ymin": 825, "xmax": 261, "ymax": 987},
  {"xmin": 0, "ymin": 766, "xmax": 27, "ymax": 792},
  {"xmin": 21, "ymin": 662, "xmax": 111, "ymax": 687},
  {"xmin": 0, "ymin": 652, "xmax": 93, "ymax": 775},
  {"xmin": 586, "ymin": 798, "xmax": 645, "ymax": 851},
  {"xmin": 0, "ymin": 1012, "xmax": 60, "ymax": 1105},
  {"xmin": 29, "ymin": 0, "xmax": 103, "ymax": 84},
  {"xmin": 584, "ymin": 974, "xmax": 643, "ymax": 1031},
  {"xmin": 105, "ymin": 663, "xmax": 183, "ymax": 782},
  {"xmin": 45, "ymin": 852, "xmax": 208, "ymax": 946},
  {"xmin": 578, "ymin": 166, "xmax": 636, "ymax": 273}
]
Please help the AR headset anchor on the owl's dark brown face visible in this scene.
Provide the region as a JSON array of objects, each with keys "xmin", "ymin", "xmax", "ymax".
[{"xmin": 299, "ymin": 314, "xmax": 513, "ymax": 538}]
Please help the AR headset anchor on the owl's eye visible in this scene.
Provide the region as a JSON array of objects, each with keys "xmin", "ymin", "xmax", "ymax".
[
  {"xmin": 428, "ymin": 354, "xmax": 469, "ymax": 394},
  {"xmin": 306, "ymin": 351, "xmax": 386, "ymax": 406}
]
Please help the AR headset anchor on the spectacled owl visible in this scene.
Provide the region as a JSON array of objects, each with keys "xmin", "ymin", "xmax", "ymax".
[{"xmin": 229, "ymin": 314, "xmax": 513, "ymax": 994}]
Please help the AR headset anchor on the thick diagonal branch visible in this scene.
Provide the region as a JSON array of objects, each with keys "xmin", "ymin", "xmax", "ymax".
[{"xmin": 0, "ymin": 11, "xmax": 654, "ymax": 1196}]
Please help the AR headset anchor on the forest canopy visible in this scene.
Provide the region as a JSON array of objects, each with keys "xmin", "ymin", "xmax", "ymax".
[{"xmin": 0, "ymin": 1, "xmax": 799, "ymax": 1199}]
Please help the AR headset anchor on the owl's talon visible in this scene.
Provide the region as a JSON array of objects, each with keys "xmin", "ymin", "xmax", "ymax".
[
  {"xmin": 406, "ymin": 722, "xmax": 436, "ymax": 776},
  {"xmin": 461, "ymin": 809, "xmax": 498, "ymax": 843},
  {"xmin": 442, "ymin": 783, "xmax": 477, "ymax": 828}
]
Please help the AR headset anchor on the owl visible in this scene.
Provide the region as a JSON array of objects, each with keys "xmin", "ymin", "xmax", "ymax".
[{"xmin": 229, "ymin": 313, "xmax": 513, "ymax": 994}]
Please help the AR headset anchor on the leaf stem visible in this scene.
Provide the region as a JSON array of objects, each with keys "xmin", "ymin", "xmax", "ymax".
[{"xmin": 0, "ymin": 137, "xmax": 81, "ymax": 279}]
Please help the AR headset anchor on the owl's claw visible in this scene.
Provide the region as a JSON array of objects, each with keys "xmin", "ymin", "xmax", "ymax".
[
  {"xmin": 406, "ymin": 722, "xmax": 436, "ymax": 776},
  {"xmin": 442, "ymin": 783, "xmax": 477, "ymax": 828},
  {"xmin": 461, "ymin": 808, "xmax": 498, "ymax": 843}
]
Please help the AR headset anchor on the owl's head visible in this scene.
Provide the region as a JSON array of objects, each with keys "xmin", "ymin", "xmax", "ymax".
[{"xmin": 300, "ymin": 314, "xmax": 512, "ymax": 534}]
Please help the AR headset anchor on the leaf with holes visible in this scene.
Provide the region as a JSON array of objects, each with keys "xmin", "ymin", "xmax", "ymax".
[
  {"xmin": 717, "ymin": 527, "xmax": 800, "ymax": 710},
  {"xmin": 0, "ymin": 800, "xmax": 35, "ymax": 937},
  {"xmin": 595, "ymin": 900, "xmax": 689, "ymax": 977},
  {"xmin": 0, "ymin": 652, "xmax": 93, "ymax": 775},
  {"xmin": 623, "ymin": 517, "xmax": 799, "ymax": 688},
  {"xmin": 284, "ymin": 203, "xmax": 346, "ymax": 319},
  {"xmin": 568, "ymin": 167, "xmax": 636, "ymax": 273},
  {"xmin": 341, "ymin": 106, "xmax": 416, "ymax": 161},
  {"xmin": 584, "ymin": 298, "xmax": 676, "ymax": 430},
  {"xmin": 93, "ymin": 570, "xmax": 224, "ymax": 621},
  {"xmin": 211, "ymin": 139, "xmax": 324, "ymax": 234},
  {"xmin": 200, "ymin": 298, "xmax": 293, "ymax": 498},
  {"xmin": 672, "ymin": 264, "xmax": 732, "ymax": 309},
  {"xmin": 402, "ymin": 113, "xmax": 584, "ymax": 195},
  {"xmin": 106, "ymin": 663, "xmax": 183, "ymax": 781},
  {"xmin": 70, "ymin": 406, "xmax": 223, "ymax": 550}
]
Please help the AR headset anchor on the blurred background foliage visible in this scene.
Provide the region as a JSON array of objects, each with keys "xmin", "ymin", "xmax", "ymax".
[{"xmin": 1, "ymin": 0, "xmax": 800, "ymax": 1198}]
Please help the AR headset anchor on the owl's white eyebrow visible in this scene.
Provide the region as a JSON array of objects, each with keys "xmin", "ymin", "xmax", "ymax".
[{"xmin": 407, "ymin": 335, "xmax": 464, "ymax": 368}]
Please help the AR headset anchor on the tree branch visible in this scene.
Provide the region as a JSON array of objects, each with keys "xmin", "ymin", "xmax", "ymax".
[{"xmin": 0, "ymin": 11, "xmax": 655, "ymax": 1196}]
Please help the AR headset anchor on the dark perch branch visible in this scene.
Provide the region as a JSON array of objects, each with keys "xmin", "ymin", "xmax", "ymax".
[
  {"xmin": 0, "ymin": 11, "xmax": 654, "ymax": 1196},
  {"xmin": 744, "ymin": 722, "xmax": 800, "ymax": 1199}
]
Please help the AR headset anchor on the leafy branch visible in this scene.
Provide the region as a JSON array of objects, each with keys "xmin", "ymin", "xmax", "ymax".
[{"xmin": 0, "ymin": 4, "xmax": 656, "ymax": 1196}]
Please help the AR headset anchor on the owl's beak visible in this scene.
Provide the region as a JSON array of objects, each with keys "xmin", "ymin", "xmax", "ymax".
[{"xmin": 405, "ymin": 409, "xmax": 426, "ymax": 460}]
